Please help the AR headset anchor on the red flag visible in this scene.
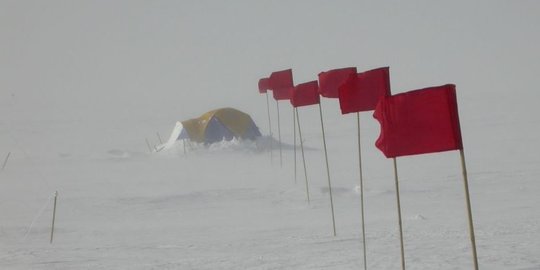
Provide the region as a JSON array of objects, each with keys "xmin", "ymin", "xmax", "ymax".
[
  {"xmin": 373, "ymin": 84, "xmax": 463, "ymax": 158},
  {"xmin": 318, "ymin": 67, "xmax": 357, "ymax": 98},
  {"xmin": 338, "ymin": 67, "xmax": 391, "ymax": 114},
  {"xmin": 258, "ymin": 78, "xmax": 270, "ymax": 93},
  {"xmin": 291, "ymin": 81, "xmax": 320, "ymax": 107},
  {"xmin": 269, "ymin": 69, "xmax": 294, "ymax": 90},
  {"xmin": 273, "ymin": 87, "xmax": 293, "ymax": 100}
]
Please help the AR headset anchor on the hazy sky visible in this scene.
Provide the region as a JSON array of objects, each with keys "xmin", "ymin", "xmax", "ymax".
[{"xmin": 1, "ymin": 1, "xmax": 539, "ymax": 152}]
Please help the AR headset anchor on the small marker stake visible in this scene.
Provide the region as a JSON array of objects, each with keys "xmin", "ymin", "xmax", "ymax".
[
  {"xmin": 145, "ymin": 138, "xmax": 153, "ymax": 153},
  {"xmin": 2, "ymin": 152, "xmax": 10, "ymax": 171},
  {"xmin": 50, "ymin": 191, "xmax": 58, "ymax": 244}
]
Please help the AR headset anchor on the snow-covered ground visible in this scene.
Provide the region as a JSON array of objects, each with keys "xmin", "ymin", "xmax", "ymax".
[{"xmin": 1, "ymin": 1, "xmax": 539, "ymax": 269}]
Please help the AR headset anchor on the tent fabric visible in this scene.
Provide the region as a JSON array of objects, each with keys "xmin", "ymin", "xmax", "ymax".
[
  {"xmin": 165, "ymin": 121, "xmax": 185, "ymax": 145},
  {"xmin": 170, "ymin": 108, "xmax": 261, "ymax": 144}
]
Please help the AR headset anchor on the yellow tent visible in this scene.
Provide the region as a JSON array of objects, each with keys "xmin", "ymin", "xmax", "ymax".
[{"xmin": 166, "ymin": 108, "xmax": 261, "ymax": 144}]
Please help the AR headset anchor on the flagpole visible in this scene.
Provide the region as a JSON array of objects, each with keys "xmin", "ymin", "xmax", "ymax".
[
  {"xmin": 266, "ymin": 92, "xmax": 273, "ymax": 161},
  {"xmin": 293, "ymin": 106, "xmax": 297, "ymax": 183},
  {"xmin": 276, "ymin": 100, "xmax": 283, "ymax": 167},
  {"xmin": 459, "ymin": 149, "xmax": 479, "ymax": 270},
  {"xmin": 357, "ymin": 112, "xmax": 367, "ymax": 270},
  {"xmin": 296, "ymin": 108, "xmax": 310, "ymax": 203},
  {"xmin": 393, "ymin": 158, "xmax": 406, "ymax": 270},
  {"xmin": 319, "ymin": 102, "xmax": 336, "ymax": 236}
]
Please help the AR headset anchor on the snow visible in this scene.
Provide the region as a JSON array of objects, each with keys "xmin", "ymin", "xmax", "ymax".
[{"xmin": 1, "ymin": 1, "xmax": 540, "ymax": 269}]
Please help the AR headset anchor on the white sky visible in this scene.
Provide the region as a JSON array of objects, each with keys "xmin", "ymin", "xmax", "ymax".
[{"xmin": 1, "ymin": 1, "xmax": 539, "ymax": 153}]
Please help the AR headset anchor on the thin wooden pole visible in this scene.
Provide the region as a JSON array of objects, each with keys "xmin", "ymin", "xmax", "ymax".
[
  {"xmin": 276, "ymin": 100, "xmax": 283, "ymax": 167},
  {"xmin": 2, "ymin": 152, "xmax": 11, "ymax": 171},
  {"xmin": 357, "ymin": 113, "xmax": 367, "ymax": 270},
  {"xmin": 393, "ymin": 158, "xmax": 406, "ymax": 270},
  {"xmin": 296, "ymin": 108, "xmax": 310, "ymax": 203},
  {"xmin": 156, "ymin": 132, "xmax": 163, "ymax": 144},
  {"xmin": 50, "ymin": 191, "xmax": 58, "ymax": 244},
  {"xmin": 145, "ymin": 138, "xmax": 153, "ymax": 153},
  {"xmin": 293, "ymin": 106, "xmax": 297, "ymax": 183},
  {"xmin": 319, "ymin": 103, "xmax": 336, "ymax": 236},
  {"xmin": 460, "ymin": 149, "xmax": 479, "ymax": 270},
  {"xmin": 266, "ymin": 92, "xmax": 273, "ymax": 161}
]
